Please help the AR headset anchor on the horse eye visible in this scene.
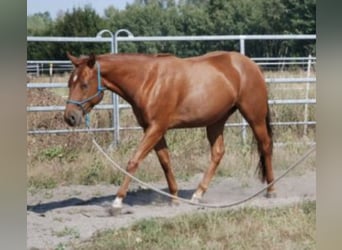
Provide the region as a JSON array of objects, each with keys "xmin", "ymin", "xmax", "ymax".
[{"xmin": 80, "ymin": 83, "xmax": 88, "ymax": 90}]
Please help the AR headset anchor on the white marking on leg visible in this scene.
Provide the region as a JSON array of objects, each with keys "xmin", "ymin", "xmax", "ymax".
[
  {"xmin": 191, "ymin": 191, "xmax": 203, "ymax": 203},
  {"xmin": 112, "ymin": 197, "xmax": 123, "ymax": 208}
]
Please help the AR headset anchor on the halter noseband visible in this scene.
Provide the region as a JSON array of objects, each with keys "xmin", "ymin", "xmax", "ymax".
[{"xmin": 66, "ymin": 62, "xmax": 106, "ymax": 114}]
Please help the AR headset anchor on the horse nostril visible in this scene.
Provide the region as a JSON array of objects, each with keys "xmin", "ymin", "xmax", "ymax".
[
  {"xmin": 64, "ymin": 114, "xmax": 76, "ymax": 126},
  {"xmin": 69, "ymin": 115, "xmax": 76, "ymax": 125},
  {"xmin": 64, "ymin": 109, "xmax": 82, "ymax": 127}
]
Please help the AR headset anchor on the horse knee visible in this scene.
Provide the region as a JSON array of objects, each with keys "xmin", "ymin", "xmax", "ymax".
[
  {"xmin": 212, "ymin": 147, "xmax": 225, "ymax": 164},
  {"xmin": 259, "ymin": 140, "xmax": 272, "ymax": 155},
  {"xmin": 127, "ymin": 159, "xmax": 139, "ymax": 173}
]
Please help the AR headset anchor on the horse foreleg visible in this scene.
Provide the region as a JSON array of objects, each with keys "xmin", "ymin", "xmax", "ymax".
[
  {"xmin": 112, "ymin": 124, "xmax": 165, "ymax": 211},
  {"xmin": 192, "ymin": 121, "xmax": 226, "ymax": 203},
  {"xmin": 154, "ymin": 137, "xmax": 179, "ymax": 204}
]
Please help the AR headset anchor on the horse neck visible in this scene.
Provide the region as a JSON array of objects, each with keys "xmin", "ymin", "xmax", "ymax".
[{"xmin": 99, "ymin": 54, "xmax": 149, "ymax": 104}]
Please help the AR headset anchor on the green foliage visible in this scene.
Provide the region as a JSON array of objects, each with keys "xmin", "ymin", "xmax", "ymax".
[
  {"xmin": 38, "ymin": 146, "xmax": 64, "ymax": 161},
  {"xmin": 28, "ymin": 5, "xmax": 108, "ymax": 60},
  {"xmin": 80, "ymin": 159, "xmax": 106, "ymax": 185},
  {"xmin": 35, "ymin": 145, "xmax": 78, "ymax": 163},
  {"xmin": 27, "ymin": 0, "xmax": 316, "ymax": 59},
  {"xmin": 54, "ymin": 5, "xmax": 105, "ymax": 37},
  {"xmin": 27, "ymin": 12, "xmax": 53, "ymax": 35},
  {"xmin": 55, "ymin": 243, "xmax": 67, "ymax": 250}
]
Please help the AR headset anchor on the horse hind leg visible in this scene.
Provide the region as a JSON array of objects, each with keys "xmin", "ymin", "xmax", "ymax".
[
  {"xmin": 191, "ymin": 119, "xmax": 226, "ymax": 203},
  {"xmin": 240, "ymin": 105, "xmax": 276, "ymax": 198},
  {"xmin": 254, "ymin": 121, "xmax": 276, "ymax": 198}
]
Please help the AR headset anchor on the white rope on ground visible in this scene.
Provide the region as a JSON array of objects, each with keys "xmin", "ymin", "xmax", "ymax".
[{"xmin": 92, "ymin": 138, "xmax": 315, "ymax": 209}]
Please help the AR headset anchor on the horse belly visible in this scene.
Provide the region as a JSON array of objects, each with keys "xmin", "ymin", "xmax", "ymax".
[{"xmin": 173, "ymin": 82, "xmax": 236, "ymax": 128}]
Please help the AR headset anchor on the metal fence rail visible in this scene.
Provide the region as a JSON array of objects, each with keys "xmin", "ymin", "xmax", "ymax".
[
  {"xmin": 27, "ymin": 76, "xmax": 317, "ymax": 135},
  {"xmin": 27, "ymin": 32, "xmax": 316, "ymax": 144},
  {"xmin": 26, "ymin": 78, "xmax": 316, "ymax": 112},
  {"xmin": 27, "ymin": 34, "xmax": 316, "ymax": 42},
  {"xmin": 27, "ymin": 57, "xmax": 316, "ymax": 76}
]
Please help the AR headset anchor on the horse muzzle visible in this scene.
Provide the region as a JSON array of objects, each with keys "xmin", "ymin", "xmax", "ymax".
[{"xmin": 64, "ymin": 108, "xmax": 83, "ymax": 127}]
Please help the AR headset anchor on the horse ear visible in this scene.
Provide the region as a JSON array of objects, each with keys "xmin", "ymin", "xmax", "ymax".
[
  {"xmin": 67, "ymin": 52, "xmax": 81, "ymax": 66},
  {"xmin": 87, "ymin": 53, "xmax": 96, "ymax": 68}
]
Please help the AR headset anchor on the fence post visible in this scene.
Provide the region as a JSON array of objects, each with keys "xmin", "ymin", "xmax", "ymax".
[
  {"xmin": 240, "ymin": 37, "xmax": 247, "ymax": 143},
  {"xmin": 49, "ymin": 63, "xmax": 53, "ymax": 83},
  {"xmin": 36, "ymin": 64, "xmax": 39, "ymax": 77},
  {"xmin": 112, "ymin": 29, "xmax": 134, "ymax": 146},
  {"xmin": 96, "ymin": 30, "xmax": 118, "ymax": 146},
  {"xmin": 304, "ymin": 54, "xmax": 312, "ymax": 137}
]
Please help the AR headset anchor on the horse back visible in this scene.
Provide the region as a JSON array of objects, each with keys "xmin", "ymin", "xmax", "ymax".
[
  {"xmin": 134, "ymin": 51, "xmax": 266, "ymax": 128},
  {"xmin": 191, "ymin": 51, "xmax": 267, "ymax": 97}
]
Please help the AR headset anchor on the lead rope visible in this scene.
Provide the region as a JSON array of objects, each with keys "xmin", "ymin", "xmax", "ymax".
[
  {"xmin": 85, "ymin": 114, "xmax": 91, "ymax": 129},
  {"xmin": 91, "ymin": 137, "xmax": 315, "ymax": 209}
]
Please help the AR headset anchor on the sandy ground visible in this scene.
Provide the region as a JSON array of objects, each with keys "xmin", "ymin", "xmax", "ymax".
[{"xmin": 27, "ymin": 171, "xmax": 315, "ymax": 249}]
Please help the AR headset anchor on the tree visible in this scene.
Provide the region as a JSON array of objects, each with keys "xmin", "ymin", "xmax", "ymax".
[
  {"xmin": 27, "ymin": 0, "xmax": 316, "ymax": 60},
  {"xmin": 51, "ymin": 5, "xmax": 108, "ymax": 59},
  {"xmin": 27, "ymin": 12, "xmax": 53, "ymax": 36},
  {"xmin": 281, "ymin": 0, "xmax": 316, "ymax": 56},
  {"xmin": 27, "ymin": 12, "xmax": 55, "ymax": 60}
]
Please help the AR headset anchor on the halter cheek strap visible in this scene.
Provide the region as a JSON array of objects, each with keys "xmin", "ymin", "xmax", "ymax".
[{"xmin": 66, "ymin": 62, "xmax": 106, "ymax": 114}]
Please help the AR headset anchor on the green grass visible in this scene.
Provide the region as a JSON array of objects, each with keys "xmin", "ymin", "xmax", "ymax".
[
  {"xmin": 72, "ymin": 201, "xmax": 315, "ymax": 250},
  {"xmin": 28, "ymin": 175, "xmax": 57, "ymax": 190}
]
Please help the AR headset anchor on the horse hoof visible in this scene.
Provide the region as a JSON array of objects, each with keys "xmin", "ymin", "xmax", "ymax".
[
  {"xmin": 170, "ymin": 199, "xmax": 180, "ymax": 207},
  {"xmin": 191, "ymin": 195, "xmax": 202, "ymax": 204},
  {"xmin": 265, "ymin": 191, "xmax": 277, "ymax": 199},
  {"xmin": 107, "ymin": 206, "xmax": 122, "ymax": 216},
  {"xmin": 109, "ymin": 197, "xmax": 123, "ymax": 216}
]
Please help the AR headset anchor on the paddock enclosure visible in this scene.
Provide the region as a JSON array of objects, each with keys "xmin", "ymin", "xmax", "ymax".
[{"xmin": 27, "ymin": 32, "xmax": 316, "ymax": 249}]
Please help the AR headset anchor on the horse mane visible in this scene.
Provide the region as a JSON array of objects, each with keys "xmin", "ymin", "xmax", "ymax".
[{"xmin": 98, "ymin": 53, "xmax": 174, "ymax": 60}]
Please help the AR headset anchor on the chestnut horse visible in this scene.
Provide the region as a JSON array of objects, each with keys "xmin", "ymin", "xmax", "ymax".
[{"xmin": 64, "ymin": 51, "xmax": 275, "ymax": 210}]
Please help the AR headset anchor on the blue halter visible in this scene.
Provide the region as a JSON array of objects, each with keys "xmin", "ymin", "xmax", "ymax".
[{"xmin": 66, "ymin": 61, "xmax": 106, "ymax": 115}]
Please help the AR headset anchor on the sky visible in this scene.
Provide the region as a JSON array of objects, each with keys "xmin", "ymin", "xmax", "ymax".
[{"xmin": 27, "ymin": 0, "xmax": 134, "ymax": 19}]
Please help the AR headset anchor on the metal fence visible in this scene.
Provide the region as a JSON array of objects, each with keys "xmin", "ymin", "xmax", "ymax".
[
  {"xmin": 27, "ymin": 56, "xmax": 316, "ymax": 77},
  {"xmin": 27, "ymin": 32, "xmax": 316, "ymax": 145}
]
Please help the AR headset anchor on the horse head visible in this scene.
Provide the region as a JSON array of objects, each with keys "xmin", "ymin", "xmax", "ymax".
[{"xmin": 64, "ymin": 52, "xmax": 106, "ymax": 127}]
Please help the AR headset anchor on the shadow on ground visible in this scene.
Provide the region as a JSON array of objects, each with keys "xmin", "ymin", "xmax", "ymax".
[{"xmin": 27, "ymin": 188, "xmax": 196, "ymax": 214}]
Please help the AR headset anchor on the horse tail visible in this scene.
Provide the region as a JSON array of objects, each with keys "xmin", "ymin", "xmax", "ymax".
[
  {"xmin": 257, "ymin": 103, "xmax": 273, "ymax": 183},
  {"xmin": 265, "ymin": 103, "xmax": 273, "ymax": 147}
]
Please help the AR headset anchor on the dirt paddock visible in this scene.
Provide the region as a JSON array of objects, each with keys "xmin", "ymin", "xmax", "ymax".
[{"xmin": 27, "ymin": 170, "xmax": 315, "ymax": 249}]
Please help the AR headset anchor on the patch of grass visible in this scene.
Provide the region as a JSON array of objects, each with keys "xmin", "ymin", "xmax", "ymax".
[
  {"xmin": 54, "ymin": 243, "xmax": 67, "ymax": 250},
  {"xmin": 27, "ymin": 125, "xmax": 315, "ymax": 191},
  {"xmin": 27, "ymin": 124, "xmax": 315, "ymax": 190},
  {"xmin": 73, "ymin": 201, "xmax": 316, "ymax": 250},
  {"xmin": 38, "ymin": 146, "xmax": 64, "ymax": 161},
  {"xmin": 53, "ymin": 226, "xmax": 80, "ymax": 239},
  {"xmin": 28, "ymin": 175, "xmax": 57, "ymax": 190},
  {"xmin": 79, "ymin": 158, "xmax": 107, "ymax": 185}
]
